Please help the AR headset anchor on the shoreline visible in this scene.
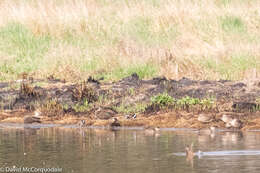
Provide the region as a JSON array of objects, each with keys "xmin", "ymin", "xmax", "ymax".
[
  {"xmin": 0, "ymin": 74, "xmax": 260, "ymax": 130},
  {"xmin": 1, "ymin": 110, "xmax": 260, "ymax": 130}
]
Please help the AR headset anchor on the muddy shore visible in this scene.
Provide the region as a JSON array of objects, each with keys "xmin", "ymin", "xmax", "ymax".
[{"xmin": 0, "ymin": 74, "xmax": 260, "ymax": 130}]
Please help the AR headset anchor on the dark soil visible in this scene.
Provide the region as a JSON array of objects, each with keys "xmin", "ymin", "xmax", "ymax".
[{"xmin": 0, "ymin": 73, "xmax": 260, "ymax": 129}]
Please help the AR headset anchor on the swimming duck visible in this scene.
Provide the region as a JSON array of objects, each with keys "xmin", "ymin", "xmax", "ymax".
[
  {"xmin": 185, "ymin": 144, "xmax": 194, "ymax": 160},
  {"xmin": 230, "ymin": 119, "xmax": 242, "ymax": 128},
  {"xmin": 24, "ymin": 110, "xmax": 42, "ymax": 124},
  {"xmin": 198, "ymin": 126, "xmax": 216, "ymax": 135},
  {"xmin": 198, "ymin": 114, "xmax": 213, "ymax": 123},
  {"xmin": 110, "ymin": 117, "xmax": 121, "ymax": 127},
  {"xmin": 78, "ymin": 120, "xmax": 86, "ymax": 128},
  {"xmin": 144, "ymin": 127, "xmax": 160, "ymax": 135},
  {"xmin": 221, "ymin": 114, "xmax": 233, "ymax": 123}
]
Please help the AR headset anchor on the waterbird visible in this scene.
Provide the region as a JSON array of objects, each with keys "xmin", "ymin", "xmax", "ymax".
[
  {"xmin": 78, "ymin": 120, "xmax": 86, "ymax": 128},
  {"xmin": 230, "ymin": 119, "xmax": 242, "ymax": 128},
  {"xmin": 144, "ymin": 126, "xmax": 160, "ymax": 135},
  {"xmin": 185, "ymin": 144, "xmax": 194, "ymax": 160},
  {"xmin": 198, "ymin": 114, "xmax": 213, "ymax": 123},
  {"xmin": 221, "ymin": 114, "xmax": 233, "ymax": 123},
  {"xmin": 125, "ymin": 113, "xmax": 137, "ymax": 119},
  {"xmin": 199, "ymin": 126, "xmax": 216, "ymax": 134},
  {"xmin": 225, "ymin": 122, "xmax": 232, "ymax": 128},
  {"xmin": 24, "ymin": 110, "xmax": 42, "ymax": 124},
  {"xmin": 110, "ymin": 117, "xmax": 121, "ymax": 127}
]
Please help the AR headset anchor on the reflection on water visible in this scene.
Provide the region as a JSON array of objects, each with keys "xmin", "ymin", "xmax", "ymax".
[{"xmin": 1, "ymin": 125, "xmax": 260, "ymax": 173}]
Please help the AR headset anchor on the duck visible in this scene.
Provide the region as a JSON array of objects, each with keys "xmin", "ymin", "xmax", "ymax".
[
  {"xmin": 198, "ymin": 126, "xmax": 216, "ymax": 135},
  {"xmin": 144, "ymin": 126, "xmax": 160, "ymax": 136},
  {"xmin": 221, "ymin": 114, "xmax": 233, "ymax": 123},
  {"xmin": 78, "ymin": 120, "xmax": 86, "ymax": 128},
  {"xmin": 230, "ymin": 119, "xmax": 242, "ymax": 128},
  {"xmin": 24, "ymin": 110, "xmax": 42, "ymax": 124},
  {"xmin": 198, "ymin": 114, "xmax": 213, "ymax": 123},
  {"xmin": 125, "ymin": 113, "xmax": 137, "ymax": 119},
  {"xmin": 110, "ymin": 117, "xmax": 121, "ymax": 127},
  {"xmin": 185, "ymin": 144, "xmax": 194, "ymax": 160},
  {"xmin": 225, "ymin": 122, "xmax": 232, "ymax": 128}
]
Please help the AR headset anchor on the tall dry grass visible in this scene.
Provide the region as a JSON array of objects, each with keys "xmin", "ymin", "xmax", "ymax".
[{"xmin": 0, "ymin": 0, "xmax": 259, "ymax": 81}]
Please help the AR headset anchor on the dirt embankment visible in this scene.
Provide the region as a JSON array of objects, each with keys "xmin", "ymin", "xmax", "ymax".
[{"xmin": 0, "ymin": 74, "xmax": 260, "ymax": 130}]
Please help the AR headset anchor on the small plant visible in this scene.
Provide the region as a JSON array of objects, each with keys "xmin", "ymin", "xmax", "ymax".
[
  {"xmin": 128, "ymin": 88, "xmax": 135, "ymax": 96},
  {"xmin": 41, "ymin": 98, "xmax": 63, "ymax": 117},
  {"xmin": 176, "ymin": 96, "xmax": 200, "ymax": 110},
  {"xmin": 114, "ymin": 103, "xmax": 147, "ymax": 114},
  {"xmin": 200, "ymin": 97, "xmax": 216, "ymax": 110},
  {"xmin": 72, "ymin": 81, "xmax": 97, "ymax": 103},
  {"xmin": 256, "ymin": 98, "xmax": 260, "ymax": 104},
  {"xmin": 19, "ymin": 82, "xmax": 39, "ymax": 98},
  {"xmin": 72, "ymin": 99, "xmax": 90, "ymax": 113},
  {"xmin": 151, "ymin": 92, "xmax": 175, "ymax": 108},
  {"xmin": 255, "ymin": 98, "xmax": 260, "ymax": 111}
]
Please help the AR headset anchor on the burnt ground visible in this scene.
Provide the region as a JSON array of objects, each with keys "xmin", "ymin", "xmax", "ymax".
[{"xmin": 0, "ymin": 73, "xmax": 260, "ymax": 130}]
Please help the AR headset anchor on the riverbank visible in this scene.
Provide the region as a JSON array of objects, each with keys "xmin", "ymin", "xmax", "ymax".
[{"xmin": 0, "ymin": 74, "xmax": 260, "ymax": 130}]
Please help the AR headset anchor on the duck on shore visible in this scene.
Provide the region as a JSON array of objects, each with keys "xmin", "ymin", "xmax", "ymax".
[
  {"xmin": 24, "ymin": 110, "xmax": 42, "ymax": 124},
  {"xmin": 78, "ymin": 120, "xmax": 86, "ymax": 128},
  {"xmin": 221, "ymin": 114, "xmax": 233, "ymax": 123},
  {"xmin": 110, "ymin": 117, "xmax": 121, "ymax": 127},
  {"xmin": 221, "ymin": 114, "xmax": 242, "ymax": 129},
  {"xmin": 198, "ymin": 114, "xmax": 213, "ymax": 123},
  {"xmin": 230, "ymin": 119, "xmax": 242, "ymax": 128}
]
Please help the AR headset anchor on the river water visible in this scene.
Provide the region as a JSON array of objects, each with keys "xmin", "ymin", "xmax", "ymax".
[{"xmin": 0, "ymin": 124, "xmax": 260, "ymax": 173}]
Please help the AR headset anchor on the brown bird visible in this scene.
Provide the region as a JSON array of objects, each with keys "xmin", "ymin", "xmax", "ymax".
[
  {"xmin": 221, "ymin": 114, "xmax": 233, "ymax": 123},
  {"xmin": 230, "ymin": 119, "xmax": 242, "ymax": 128},
  {"xmin": 24, "ymin": 110, "xmax": 42, "ymax": 124},
  {"xmin": 185, "ymin": 143, "xmax": 194, "ymax": 160},
  {"xmin": 198, "ymin": 114, "xmax": 213, "ymax": 123},
  {"xmin": 110, "ymin": 117, "xmax": 121, "ymax": 127}
]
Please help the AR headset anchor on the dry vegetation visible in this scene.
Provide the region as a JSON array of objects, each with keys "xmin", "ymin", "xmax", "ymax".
[{"xmin": 0, "ymin": 0, "xmax": 259, "ymax": 82}]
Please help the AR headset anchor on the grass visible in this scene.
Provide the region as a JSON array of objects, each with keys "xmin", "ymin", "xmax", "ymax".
[
  {"xmin": 220, "ymin": 16, "xmax": 246, "ymax": 33},
  {"xmin": 114, "ymin": 103, "xmax": 147, "ymax": 114},
  {"xmin": 0, "ymin": 0, "xmax": 259, "ymax": 81},
  {"xmin": 150, "ymin": 93, "xmax": 216, "ymax": 111}
]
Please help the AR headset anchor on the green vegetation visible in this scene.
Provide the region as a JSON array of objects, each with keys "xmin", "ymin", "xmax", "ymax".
[
  {"xmin": 220, "ymin": 15, "xmax": 246, "ymax": 33},
  {"xmin": 114, "ymin": 103, "xmax": 147, "ymax": 114},
  {"xmin": 201, "ymin": 54, "xmax": 258, "ymax": 80},
  {"xmin": 256, "ymin": 98, "xmax": 260, "ymax": 111},
  {"xmin": 0, "ymin": 23, "xmax": 50, "ymax": 80},
  {"xmin": 0, "ymin": 0, "xmax": 259, "ymax": 81},
  {"xmin": 150, "ymin": 93, "xmax": 216, "ymax": 111},
  {"xmin": 72, "ymin": 99, "xmax": 91, "ymax": 113},
  {"xmin": 151, "ymin": 92, "xmax": 175, "ymax": 108}
]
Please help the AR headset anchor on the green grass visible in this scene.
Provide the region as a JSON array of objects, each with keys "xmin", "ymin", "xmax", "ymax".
[
  {"xmin": 220, "ymin": 15, "xmax": 246, "ymax": 33},
  {"xmin": 151, "ymin": 92, "xmax": 175, "ymax": 108},
  {"xmin": 201, "ymin": 54, "xmax": 259, "ymax": 80},
  {"xmin": 114, "ymin": 102, "xmax": 147, "ymax": 114},
  {"xmin": 94, "ymin": 63, "xmax": 158, "ymax": 81},
  {"xmin": 0, "ymin": 23, "xmax": 51, "ymax": 80},
  {"xmin": 150, "ymin": 93, "xmax": 216, "ymax": 111},
  {"xmin": 0, "ymin": 0, "xmax": 259, "ymax": 82}
]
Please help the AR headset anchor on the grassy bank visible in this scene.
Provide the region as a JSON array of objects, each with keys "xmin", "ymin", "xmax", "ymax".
[{"xmin": 0, "ymin": 0, "xmax": 259, "ymax": 82}]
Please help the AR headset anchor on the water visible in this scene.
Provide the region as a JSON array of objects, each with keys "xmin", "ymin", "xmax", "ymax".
[{"xmin": 1, "ymin": 124, "xmax": 260, "ymax": 173}]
